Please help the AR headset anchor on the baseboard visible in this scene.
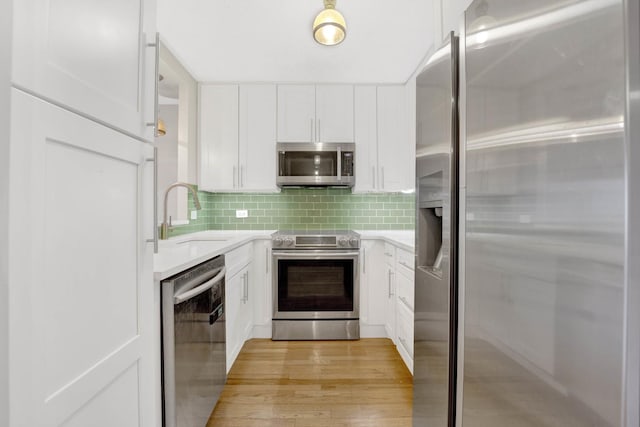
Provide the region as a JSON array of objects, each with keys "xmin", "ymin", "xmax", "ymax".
[
  {"xmin": 360, "ymin": 324, "xmax": 388, "ymax": 338},
  {"xmin": 252, "ymin": 324, "xmax": 272, "ymax": 339}
]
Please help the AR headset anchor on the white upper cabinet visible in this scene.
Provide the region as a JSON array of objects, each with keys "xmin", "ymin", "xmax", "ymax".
[
  {"xmin": 239, "ymin": 85, "xmax": 278, "ymax": 191},
  {"xmin": 354, "ymin": 85, "xmax": 412, "ymax": 193},
  {"xmin": 199, "ymin": 84, "xmax": 239, "ymax": 192},
  {"xmin": 315, "ymin": 85, "xmax": 354, "ymax": 143},
  {"xmin": 276, "ymin": 85, "xmax": 315, "ymax": 142},
  {"xmin": 377, "ymin": 86, "xmax": 412, "ymax": 192},
  {"xmin": 354, "ymin": 86, "xmax": 378, "ymax": 192},
  {"xmin": 12, "ymin": 0, "xmax": 157, "ymax": 139},
  {"xmin": 199, "ymin": 84, "xmax": 278, "ymax": 192},
  {"xmin": 277, "ymin": 84, "xmax": 354, "ymax": 143}
]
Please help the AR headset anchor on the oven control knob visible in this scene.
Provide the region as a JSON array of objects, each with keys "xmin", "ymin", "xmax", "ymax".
[
  {"xmin": 284, "ymin": 237, "xmax": 294, "ymax": 246},
  {"xmin": 349, "ymin": 237, "xmax": 359, "ymax": 247},
  {"xmin": 338, "ymin": 237, "xmax": 348, "ymax": 247},
  {"xmin": 273, "ymin": 237, "xmax": 283, "ymax": 247}
]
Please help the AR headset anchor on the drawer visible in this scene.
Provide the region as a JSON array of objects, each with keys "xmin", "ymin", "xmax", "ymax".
[
  {"xmin": 396, "ymin": 269, "xmax": 414, "ymax": 312},
  {"xmin": 383, "ymin": 242, "xmax": 396, "ymax": 266},
  {"xmin": 396, "ymin": 247, "xmax": 414, "ymax": 275},
  {"xmin": 225, "ymin": 243, "xmax": 253, "ymax": 279},
  {"xmin": 396, "ymin": 301, "xmax": 414, "ymax": 358}
]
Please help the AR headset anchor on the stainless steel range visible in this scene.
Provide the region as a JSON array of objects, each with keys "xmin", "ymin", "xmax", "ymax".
[{"xmin": 271, "ymin": 230, "xmax": 360, "ymax": 340}]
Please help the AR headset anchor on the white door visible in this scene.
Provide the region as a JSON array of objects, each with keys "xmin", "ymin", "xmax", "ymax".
[
  {"xmin": 354, "ymin": 86, "xmax": 378, "ymax": 192},
  {"xmin": 239, "ymin": 84, "xmax": 278, "ymax": 191},
  {"xmin": 12, "ymin": 0, "xmax": 156, "ymax": 138},
  {"xmin": 9, "ymin": 89, "xmax": 155, "ymax": 427},
  {"xmin": 276, "ymin": 85, "xmax": 315, "ymax": 142},
  {"xmin": 199, "ymin": 84, "xmax": 239, "ymax": 191},
  {"xmin": 315, "ymin": 85, "xmax": 354, "ymax": 143},
  {"xmin": 377, "ymin": 86, "xmax": 411, "ymax": 192}
]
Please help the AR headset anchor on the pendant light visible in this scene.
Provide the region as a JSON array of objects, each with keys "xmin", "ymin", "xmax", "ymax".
[{"xmin": 313, "ymin": 0, "xmax": 347, "ymax": 46}]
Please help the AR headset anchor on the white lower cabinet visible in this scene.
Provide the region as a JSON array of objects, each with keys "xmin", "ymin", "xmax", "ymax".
[
  {"xmin": 383, "ymin": 243, "xmax": 397, "ymax": 343},
  {"xmin": 395, "ymin": 247, "xmax": 415, "ymax": 374},
  {"xmin": 251, "ymin": 239, "xmax": 273, "ymax": 338},
  {"xmin": 396, "ymin": 301, "xmax": 414, "ymax": 373},
  {"xmin": 359, "ymin": 240, "xmax": 387, "ymax": 337},
  {"xmin": 360, "ymin": 240, "xmax": 415, "ymax": 374},
  {"xmin": 225, "ymin": 244, "xmax": 253, "ymax": 372}
]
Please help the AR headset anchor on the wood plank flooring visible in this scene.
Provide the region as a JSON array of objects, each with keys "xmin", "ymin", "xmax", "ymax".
[{"xmin": 207, "ymin": 338, "xmax": 413, "ymax": 427}]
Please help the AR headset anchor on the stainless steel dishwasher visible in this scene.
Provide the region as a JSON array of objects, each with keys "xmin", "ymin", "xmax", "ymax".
[{"xmin": 161, "ymin": 255, "xmax": 226, "ymax": 427}]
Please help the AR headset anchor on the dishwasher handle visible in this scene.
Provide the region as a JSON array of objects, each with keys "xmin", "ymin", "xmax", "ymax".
[{"xmin": 174, "ymin": 266, "xmax": 226, "ymax": 305}]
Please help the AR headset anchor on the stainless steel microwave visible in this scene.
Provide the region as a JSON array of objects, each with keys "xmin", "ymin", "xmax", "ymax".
[{"xmin": 276, "ymin": 143, "xmax": 355, "ymax": 187}]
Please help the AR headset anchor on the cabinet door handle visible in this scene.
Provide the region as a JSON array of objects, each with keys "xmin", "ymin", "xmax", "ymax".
[
  {"xmin": 362, "ymin": 247, "xmax": 366, "ymax": 274},
  {"xmin": 399, "ymin": 296, "xmax": 414, "ymax": 311},
  {"xmin": 388, "ymin": 270, "xmax": 394, "ymax": 298},
  {"xmin": 372, "ymin": 166, "xmax": 376, "ymax": 189},
  {"xmin": 145, "ymin": 150, "xmax": 158, "ymax": 253},
  {"xmin": 310, "ymin": 118, "xmax": 314, "ymax": 142},
  {"xmin": 399, "ymin": 336, "xmax": 411, "ymax": 355},
  {"xmin": 266, "ymin": 247, "xmax": 270, "ymax": 274},
  {"xmin": 240, "ymin": 165, "xmax": 244, "ymax": 188},
  {"xmin": 381, "ymin": 167, "xmax": 385, "ymax": 190},
  {"xmin": 145, "ymin": 33, "xmax": 160, "ymax": 137},
  {"xmin": 317, "ymin": 119, "xmax": 321, "ymax": 142},
  {"xmin": 245, "ymin": 271, "xmax": 249, "ymax": 302}
]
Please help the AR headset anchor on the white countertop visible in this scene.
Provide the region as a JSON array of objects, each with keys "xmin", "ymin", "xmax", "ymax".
[
  {"xmin": 356, "ymin": 230, "xmax": 415, "ymax": 252},
  {"xmin": 154, "ymin": 229, "xmax": 414, "ymax": 281},
  {"xmin": 153, "ymin": 230, "xmax": 274, "ymax": 281}
]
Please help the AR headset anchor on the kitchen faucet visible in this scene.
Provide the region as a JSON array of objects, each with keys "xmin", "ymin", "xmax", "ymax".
[{"xmin": 161, "ymin": 182, "xmax": 201, "ymax": 240}]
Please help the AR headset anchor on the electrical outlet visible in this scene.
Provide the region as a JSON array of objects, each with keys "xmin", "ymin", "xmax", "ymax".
[
  {"xmin": 236, "ymin": 209, "xmax": 248, "ymax": 218},
  {"xmin": 191, "ymin": 210, "xmax": 197, "ymax": 220}
]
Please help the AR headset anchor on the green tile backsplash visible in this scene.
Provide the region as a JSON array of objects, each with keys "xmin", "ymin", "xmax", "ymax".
[{"xmin": 165, "ymin": 188, "xmax": 415, "ymax": 238}]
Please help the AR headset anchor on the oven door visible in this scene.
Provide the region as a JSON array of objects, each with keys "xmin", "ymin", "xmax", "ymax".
[{"xmin": 272, "ymin": 250, "xmax": 359, "ymax": 320}]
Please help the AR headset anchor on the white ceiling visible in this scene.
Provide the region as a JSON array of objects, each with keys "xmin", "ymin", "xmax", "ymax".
[{"xmin": 157, "ymin": 0, "xmax": 436, "ymax": 84}]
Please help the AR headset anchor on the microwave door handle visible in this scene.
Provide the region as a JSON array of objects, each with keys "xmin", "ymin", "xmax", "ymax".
[
  {"xmin": 337, "ymin": 146, "xmax": 342, "ymax": 180},
  {"xmin": 173, "ymin": 267, "xmax": 226, "ymax": 304}
]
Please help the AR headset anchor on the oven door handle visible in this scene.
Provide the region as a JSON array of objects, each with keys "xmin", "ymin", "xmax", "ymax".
[
  {"xmin": 174, "ymin": 267, "xmax": 226, "ymax": 305},
  {"xmin": 272, "ymin": 251, "xmax": 360, "ymax": 259}
]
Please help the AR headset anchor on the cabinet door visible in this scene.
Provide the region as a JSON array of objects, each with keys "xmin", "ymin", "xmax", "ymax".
[
  {"xmin": 199, "ymin": 84, "xmax": 239, "ymax": 191},
  {"xmin": 12, "ymin": 0, "xmax": 156, "ymax": 139},
  {"xmin": 252, "ymin": 240, "xmax": 273, "ymax": 334},
  {"xmin": 277, "ymin": 85, "xmax": 315, "ymax": 142},
  {"xmin": 239, "ymin": 85, "xmax": 278, "ymax": 191},
  {"xmin": 360, "ymin": 240, "xmax": 386, "ymax": 330},
  {"xmin": 316, "ymin": 85, "xmax": 354, "ymax": 143},
  {"xmin": 354, "ymin": 86, "xmax": 378, "ymax": 192},
  {"xmin": 225, "ymin": 270, "xmax": 244, "ymax": 372},
  {"xmin": 239, "ymin": 268, "xmax": 253, "ymax": 343},
  {"xmin": 385, "ymin": 265, "xmax": 397, "ymax": 343},
  {"xmin": 9, "ymin": 90, "xmax": 156, "ymax": 427},
  {"xmin": 377, "ymin": 86, "xmax": 412, "ymax": 192}
]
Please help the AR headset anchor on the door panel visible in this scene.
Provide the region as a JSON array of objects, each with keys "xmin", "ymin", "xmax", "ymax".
[
  {"xmin": 12, "ymin": 0, "xmax": 152, "ymax": 138},
  {"xmin": 462, "ymin": 1, "xmax": 625, "ymax": 425},
  {"xmin": 9, "ymin": 89, "xmax": 154, "ymax": 427}
]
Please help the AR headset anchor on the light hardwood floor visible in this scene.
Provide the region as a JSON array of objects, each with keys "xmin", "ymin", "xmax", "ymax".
[{"xmin": 207, "ymin": 338, "xmax": 413, "ymax": 427}]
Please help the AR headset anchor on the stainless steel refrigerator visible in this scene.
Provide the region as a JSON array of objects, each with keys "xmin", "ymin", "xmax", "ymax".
[{"xmin": 414, "ymin": 0, "xmax": 639, "ymax": 425}]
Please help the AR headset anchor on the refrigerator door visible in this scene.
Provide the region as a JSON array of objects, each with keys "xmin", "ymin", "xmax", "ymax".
[
  {"xmin": 414, "ymin": 33, "xmax": 459, "ymax": 427},
  {"xmin": 462, "ymin": 0, "xmax": 625, "ymax": 426}
]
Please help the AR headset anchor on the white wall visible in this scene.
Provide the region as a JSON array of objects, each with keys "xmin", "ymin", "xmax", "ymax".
[
  {"xmin": 440, "ymin": 0, "xmax": 474, "ymax": 43},
  {"xmin": 0, "ymin": 0, "xmax": 10, "ymax": 424}
]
